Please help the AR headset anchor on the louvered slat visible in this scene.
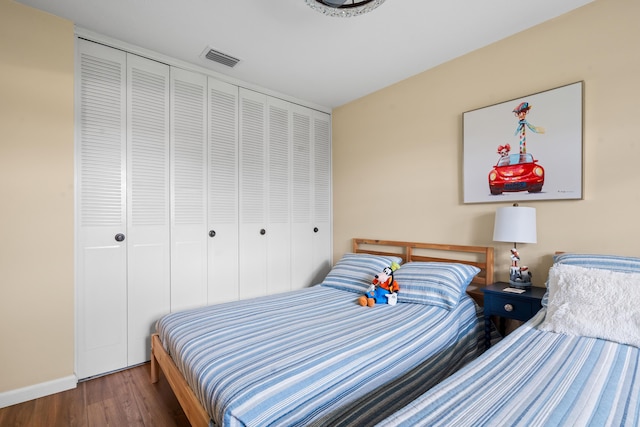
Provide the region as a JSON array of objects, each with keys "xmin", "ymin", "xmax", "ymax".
[
  {"xmin": 79, "ymin": 53, "xmax": 125, "ymax": 227},
  {"xmin": 292, "ymin": 111, "xmax": 311, "ymax": 224},
  {"xmin": 129, "ymin": 66, "xmax": 169, "ymax": 226},
  {"xmin": 268, "ymin": 104, "xmax": 290, "ymax": 224},
  {"xmin": 240, "ymin": 97, "xmax": 265, "ymax": 224},
  {"xmin": 209, "ymin": 87, "xmax": 238, "ymax": 224},
  {"xmin": 314, "ymin": 115, "xmax": 331, "ymax": 223},
  {"xmin": 173, "ymin": 79, "xmax": 206, "ymax": 225}
]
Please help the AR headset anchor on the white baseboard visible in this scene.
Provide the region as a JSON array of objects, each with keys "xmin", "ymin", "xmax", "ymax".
[{"xmin": 0, "ymin": 375, "xmax": 77, "ymax": 409}]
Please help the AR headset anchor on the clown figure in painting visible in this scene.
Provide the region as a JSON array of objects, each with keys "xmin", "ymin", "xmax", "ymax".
[
  {"xmin": 497, "ymin": 144, "xmax": 511, "ymax": 159},
  {"xmin": 513, "ymin": 102, "xmax": 545, "ymax": 154}
]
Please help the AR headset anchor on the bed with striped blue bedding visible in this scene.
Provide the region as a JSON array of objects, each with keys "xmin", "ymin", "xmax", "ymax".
[
  {"xmin": 377, "ymin": 309, "xmax": 640, "ymax": 427},
  {"xmin": 156, "ymin": 285, "xmax": 484, "ymax": 427}
]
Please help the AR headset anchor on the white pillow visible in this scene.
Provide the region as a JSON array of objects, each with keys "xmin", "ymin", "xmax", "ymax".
[{"xmin": 539, "ymin": 263, "xmax": 640, "ymax": 347}]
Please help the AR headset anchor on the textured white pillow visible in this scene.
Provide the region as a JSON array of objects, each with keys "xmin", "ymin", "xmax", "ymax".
[{"xmin": 539, "ymin": 263, "xmax": 640, "ymax": 347}]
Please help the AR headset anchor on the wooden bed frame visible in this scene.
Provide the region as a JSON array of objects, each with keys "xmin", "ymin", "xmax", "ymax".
[{"xmin": 150, "ymin": 238, "xmax": 494, "ymax": 427}]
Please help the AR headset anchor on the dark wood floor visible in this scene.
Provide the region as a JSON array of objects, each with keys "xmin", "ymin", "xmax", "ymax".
[{"xmin": 0, "ymin": 363, "xmax": 190, "ymax": 427}]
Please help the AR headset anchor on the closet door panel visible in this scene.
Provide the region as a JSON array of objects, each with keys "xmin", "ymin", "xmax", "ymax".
[
  {"xmin": 266, "ymin": 98, "xmax": 291, "ymax": 294},
  {"xmin": 290, "ymin": 108, "xmax": 332, "ymax": 289},
  {"xmin": 290, "ymin": 105, "xmax": 313, "ymax": 290},
  {"xmin": 208, "ymin": 78, "xmax": 239, "ymax": 304},
  {"xmin": 76, "ymin": 40, "xmax": 128, "ymax": 379},
  {"xmin": 311, "ymin": 112, "xmax": 333, "ymax": 284},
  {"xmin": 239, "ymin": 89, "xmax": 267, "ymax": 299},
  {"xmin": 126, "ymin": 53, "xmax": 170, "ymax": 365},
  {"xmin": 79, "ymin": 245, "xmax": 127, "ymax": 376},
  {"xmin": 171, "ymin": 68, "xmax": 208, "ymax": 311}
]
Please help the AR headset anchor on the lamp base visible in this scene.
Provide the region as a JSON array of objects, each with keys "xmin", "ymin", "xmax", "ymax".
[
  {"xmin": 509, "ymin": 280, "xmax": 531, "ymax": 289},
  {"xmin": 509, "ymin": 266, "xmax": 532, "ymax": 289}
]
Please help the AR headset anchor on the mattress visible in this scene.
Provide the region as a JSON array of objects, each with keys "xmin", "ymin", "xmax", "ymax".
[
  {"xmin": 377, "ymin": 309, "xmax": 640, "ymax": 427},
  {"xmin": 156, "ymin": 285, "xmax": 484, "ymax": 426}
]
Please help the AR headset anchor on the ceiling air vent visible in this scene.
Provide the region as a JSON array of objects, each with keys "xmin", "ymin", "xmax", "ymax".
[{"xmin": 202, "ymin": 47, "xmax": 240, "ymax": 68}]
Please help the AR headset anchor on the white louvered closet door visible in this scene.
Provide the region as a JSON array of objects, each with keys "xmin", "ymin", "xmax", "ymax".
[
  {"xmin": 170, "ymin": 68, "xmax": 208, "ymax": 311},
  {"xmin": 207, "ymin": 78, "xmax": 239, "ymax": 304},
  {"xmin": 290, "ymin": 104, "xmax": 313, "ymax": 290},
  {"xmin": 266, "ymin": 97, "xmax": 292, "ymax": 294},
  {"xmin": 311, "ymin": 111, "xmax": 333, "ymax": 284},
  {"xmin": 290, "ymin": 108, "xmax": 332, "ymax": 289},
  {"xmin": 125, "ymin": 54, "xmax": 170, "ymax": 366},
  {"xmin": 76, "ymin": 41, "xmax": 171, "ymax": 378},
  {"xmin": 239, "ymin": 89, "xmax": 268, "ymax": 299},
  {"xmin": 76, "ymin": 40, "xmax": 128, "ymax": 379}
]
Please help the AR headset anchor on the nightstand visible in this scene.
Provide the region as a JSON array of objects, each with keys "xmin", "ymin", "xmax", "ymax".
[{"xmin": 482, "ymin": 282, "xmax": 545, "ymax": 349}]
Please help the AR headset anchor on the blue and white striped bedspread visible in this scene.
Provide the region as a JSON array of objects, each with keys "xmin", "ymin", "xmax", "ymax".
[
  {"xmin": 156, "ymin": 285, "xmax": 483, "ymax": 427},
  {"xmin": 378, "ymin": 309, "xmax": 640, "ymax": 427}
]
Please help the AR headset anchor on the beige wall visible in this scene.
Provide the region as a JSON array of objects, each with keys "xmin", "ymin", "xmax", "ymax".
[
  {"xmin": 333, "ymin": 0, "xmax": 640, "ymax": 285},
  {"xmin": 0, "ymin": 0, "xmax": 74, "ymax": 392}
]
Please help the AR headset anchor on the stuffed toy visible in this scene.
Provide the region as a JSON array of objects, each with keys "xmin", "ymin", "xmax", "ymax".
[{"xmin": 358, "ymin": 262, "xmax": 400, "ymax": 307}]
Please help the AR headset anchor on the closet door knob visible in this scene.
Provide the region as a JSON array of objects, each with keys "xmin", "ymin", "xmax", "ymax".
[
  {"xmin": 260, "ymin": 229, "xmax": 266, "ymax": 235},
  {"xmin": 115, "ymin": 233, "xmax": 125, "ymax": 242},
  {"xmin": 209, "ymin": 230, "xmax": 216, "ymax": 238},
  {"xmin": 313, "ymin": 227, "xmax": 319, "ymax": 233}
]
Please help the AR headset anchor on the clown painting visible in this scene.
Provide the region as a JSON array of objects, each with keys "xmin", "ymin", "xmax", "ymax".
[{"xmin": 463, "ymin": 82, "xmax": 583, "ymax": 203}]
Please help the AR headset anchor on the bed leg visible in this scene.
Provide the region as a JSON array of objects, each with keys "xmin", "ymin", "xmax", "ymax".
[
  {"xmin": 149, "ymin": 332, "xmax": 211, "ymax": 426},
  {"xmin": 150, "ymin": 333, "xmax": 159, "ymax": 383}
]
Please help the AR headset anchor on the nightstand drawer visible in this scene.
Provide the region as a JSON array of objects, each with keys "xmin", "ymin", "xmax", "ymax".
[{"xmin": 485, "ymin": 294, "xmax": 538, "ymax": 321}]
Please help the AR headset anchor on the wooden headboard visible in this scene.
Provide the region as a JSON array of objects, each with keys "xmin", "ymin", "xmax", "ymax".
[{"xmin": 352, "ymin": 238, "xmax": 494, "ymax": 286}]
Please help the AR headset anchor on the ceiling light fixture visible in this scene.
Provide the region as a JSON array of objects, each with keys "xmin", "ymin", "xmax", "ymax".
[{"xmin": 305, "ymin": 0, "xmax": 387, "ymax": 17}]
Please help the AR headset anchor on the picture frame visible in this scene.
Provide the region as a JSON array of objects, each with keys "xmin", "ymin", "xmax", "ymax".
[{"xmin": 463, "ymin": 81, "xmax": 583, "ymax": 204}]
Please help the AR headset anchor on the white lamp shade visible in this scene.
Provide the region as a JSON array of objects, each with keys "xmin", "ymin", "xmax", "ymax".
[{"xmin": 493, "ymin": 206, "xmax": 537, "ymax": 244}]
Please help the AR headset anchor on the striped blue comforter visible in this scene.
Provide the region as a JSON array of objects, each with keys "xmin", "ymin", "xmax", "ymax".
[
  {"xmin": 156, "ymin": 285, "xmax": 483, "ymax": 427},
  {"xmin": 378, "ymin": 309, "xmax": 640, "ymax": 427}
]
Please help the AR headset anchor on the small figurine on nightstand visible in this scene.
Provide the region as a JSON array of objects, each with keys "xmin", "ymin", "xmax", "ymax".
[{"xmin": 509, "ymin": 248, "xmax": 532, "ymax": 288}]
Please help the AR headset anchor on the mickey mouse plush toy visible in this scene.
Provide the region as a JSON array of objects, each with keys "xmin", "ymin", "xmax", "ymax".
[{"xmin": 358, "ymin": 262, "xmax": 400, "ymax": 307}]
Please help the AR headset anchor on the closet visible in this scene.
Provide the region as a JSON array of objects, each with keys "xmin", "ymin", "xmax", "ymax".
[{"xmin": 75, "ymin": 39, "xmax": 331, "ymax": 379}]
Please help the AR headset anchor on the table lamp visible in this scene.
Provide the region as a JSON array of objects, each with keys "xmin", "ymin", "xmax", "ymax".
[{"xmin": 493, "ymin": 203, "xmax": 537, "ymax": 288}]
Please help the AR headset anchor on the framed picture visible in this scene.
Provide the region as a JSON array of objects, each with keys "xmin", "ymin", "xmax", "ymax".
[{"xmin": 463, "ymin": 81, "xmax": 583, "ymax": 204}]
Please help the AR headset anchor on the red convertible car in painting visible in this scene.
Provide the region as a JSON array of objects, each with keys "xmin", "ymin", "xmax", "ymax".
[{"xmin": 488, "ymin": 153, "xmax": 544, "ymax": 195}]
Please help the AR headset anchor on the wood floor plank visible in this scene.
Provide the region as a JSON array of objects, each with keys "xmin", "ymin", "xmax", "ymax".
[
  {"xmin": 32, "ymin": 385, "xmax": 87, "ymax": 427},
  {"xmin": 128, "ymin": 364, "xmax": 190, "ymax": 427},
  {"xmin": 0, "ymin": 364, "xmax": 190, "ymax": 427},
  {"xmin": 0, "ymin": 398, "xmax": 36, "ymax": 427},
  {"xmin": 87, "ymin": 371, "xmax": 143, "ymax": 427}
]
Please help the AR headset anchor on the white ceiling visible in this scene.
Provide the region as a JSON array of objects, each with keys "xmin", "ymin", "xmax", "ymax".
[{"xmin": 17, "ymin": 0, "xmax": 593, "ymax": 109}]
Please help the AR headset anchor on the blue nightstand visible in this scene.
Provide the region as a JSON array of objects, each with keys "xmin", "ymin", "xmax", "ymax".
[{"xmin": 482, "ymin": 282, "xmax": 545, "ymax": 349}]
